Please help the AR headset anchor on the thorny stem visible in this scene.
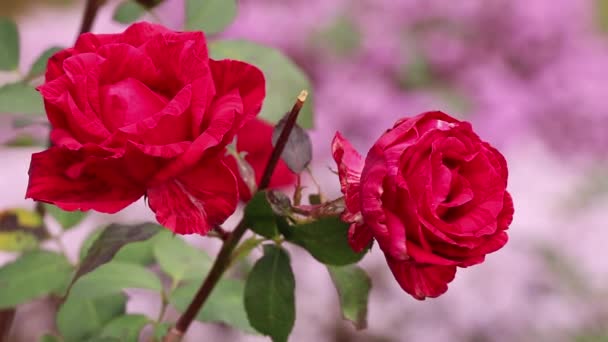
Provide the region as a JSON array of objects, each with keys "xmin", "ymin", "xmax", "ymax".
[{"xmin": 163, "ymin": 91, "xmax": 309, "ymax": 342}]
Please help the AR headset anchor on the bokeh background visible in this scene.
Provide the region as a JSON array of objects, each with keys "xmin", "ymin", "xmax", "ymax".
[{"xmin": 1, "ymin": 0, "xmax": 608, "ymax": 341}]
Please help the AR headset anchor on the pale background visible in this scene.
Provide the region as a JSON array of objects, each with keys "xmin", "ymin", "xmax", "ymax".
[{"xmin": 1, "ymin": 0, "xmax": 608, "ymax": 341}]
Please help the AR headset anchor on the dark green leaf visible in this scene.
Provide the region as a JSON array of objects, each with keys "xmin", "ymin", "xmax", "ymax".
[
  {"xmin": 70, "ymin": 223, "xmax": 161, "ymax": 290},
  {"xmin": 69, "ymin": 262, "xmax": 162, "ymax": 299},
  {"xmin": 266, "ymin": 190, "xmax": 293, "ymax": 217},
  {"xmin": 44, "ymin": 204, "xmax": 86, "ymax": 230},
  {"xmin": 153, "ymin": 234, "xmax": 212, "ymax": 283},
  {"xmin": 244, "ymin": 245, "xmax": 295, "ymax": 342},
  {"xmin": 185, "ymin": 0, "xmax": 237, "ymax": 35},
  {"xmin": 97, "ymin": 314, "xmax": 149, "ymax": 342},
  {"xmin": 244, "ymin": 191, "xmax": 279, "ymax": 239},
  {"xmin": 0, "ymin": 208, "xmax": 47, "ymax": 252},
  {"xmin": 327, "ymin": 265, "xmax": 371, "ymax": 329},
  {"xmin": 0, "ymin": 251, "xmax": 72, "ymax": 308},
  {"xmin": 80, "ymin": 227, "xmax": 169, "ymax": 266},
  {"xmin": 286, "ymin": 217, "xmax": 366, "ymax": 265},
  {"xmin": 210, "ymin": 40, "xmax": 314, "ymax": 128},
  {"xmin": 0, "ymin": 82, "xmax": 44, "ymax": 115},
  {"xmin": 272, "ymin": 115, "xmax": 312, "ymax": 173},
  {"xmin": 113, "ymin": 1, "xmax": 146, "ymax": 24},
  {"xmin": 57, "ymin": 293, "xmax": 125, "ymax": 342},
  {"xmin": 0, "ymin": 17, "xmax": 19, "ymax": 70},
  {"xmin": 308, "ymin": 194, "xmax": 322, "ymax": 205},
  {"xmin": 27, "ymin": 46, "xmax": 63, "ymax": 79},
  {"xmin": 171, "ymin": 279, "xmax": 257, "ymax": 334}
]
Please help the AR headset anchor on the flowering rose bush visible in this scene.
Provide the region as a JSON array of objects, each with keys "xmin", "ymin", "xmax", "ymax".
[
  {"xmin": 333, "ymin": 111, "xmax": 514, "ymax": 299},
  {"xmin": 25, "ymin": 22, "xmax": 269, "ymax": 235}
]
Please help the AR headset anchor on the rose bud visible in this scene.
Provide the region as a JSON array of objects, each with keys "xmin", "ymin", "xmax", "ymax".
[
  {"xmin": 26, "ymin": 22, "xmax": 265, "ymax": 235},
  {"xmin": 332, "ymin": 111, "xmax": 513, "ymax": 299}
]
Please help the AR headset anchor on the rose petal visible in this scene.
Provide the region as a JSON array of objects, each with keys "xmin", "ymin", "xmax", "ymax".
[
  {"xmin": 332, "ymin": 131, "xmax": 365, "ymax": 219},
  {"xmin": 26, "ymin": 148, "xmax": 143, "ymax": 213},
  {"xmin": 147, "ymin": 160, "xmax": 238, "ymax": 235},
  {"xmin": 348, "ymin": 223, "xmax": 374, "ymax": 253},
  {"xmin": 386, "ymin": 258, "xmax": 457, "ymax": 300},
  {"xmin": 209, "ymin": 59, "xmax": 265, "ymax": 130}
]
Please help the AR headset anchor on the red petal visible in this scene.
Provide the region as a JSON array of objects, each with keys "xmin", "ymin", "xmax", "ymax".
[
  {"xmin": 209, "ymin": 59, "xmax": 265, "ymax": 130},
  {"xmin": 26, "ymin": 147, "xmax": 144, "ymax": 213},
  {"xmin": 387, "ymin": 258, "xmax": 457, "ymax": 300},
  {"xmin": 332, "ymin": 132, "xmax": 365, "ymax": 218},
  {"xmin": 147, "ymin": 160, "xmax": 238, "ymax": 235},
  {"xmin": 348, "ymin": 223, "xmax": 373, "ymax": 253}
]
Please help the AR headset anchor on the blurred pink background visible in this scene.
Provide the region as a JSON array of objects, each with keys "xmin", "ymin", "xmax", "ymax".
[{"xmin": 1, "ymin": 0, "xmax": 608, "ymax": 341}]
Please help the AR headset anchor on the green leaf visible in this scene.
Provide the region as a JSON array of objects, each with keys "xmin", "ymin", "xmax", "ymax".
[
  {"xmin": 310, "ymin": 15, "xmax": 361, "ymax": 56},
  {"xmin": 152, "ymin": 322, "xmax": 171, "ymax": 341},
  {"xmin": 57, "ymin": 293, "xmax": 125, "ymax": 342},
  {"xmin": 327, "ymin": 265, "xmax": 371, "ymax": 329},
  {"xmin": 27, "ymin": 46, "xmax": 63, "ymax": 79},
  {"xmin": 285, "ymin": 217, "xmax": 366, "ymax": 266},
  {"xmin": 244, "ymin": 191, "xmax": 279, "ymax": 239},
  {"xmin": 0, "ymin": 251, "xmax": 72, "ymax": 308},
  {"xmin": 69, "ymin": 262, "xmax": 162, "ymax": 299},
  {"xmin": 80, "ymin": 228, "xmax": 169, "ymax": 266},
  {"xmin": 271, "ymin": 114, "xmax": 312, "ymax": 173},
  {"xmin": 171, "ymin": 279, "xmax": 256, "ymax": 334},
  {"xmin": 0, "ymin": 17, "xmax": 19, "ymax": 71},
  {"xmin": 185, "ymin": 0, "xmax": 237, "ymax": 35},
  {"xmin": 113, "ymin": 1, "xmax": 146, "ymax": 24},
  {"xmin": 308, "ymin": 194, "xmax": 322, "ymax": 205},
  {"xmin": 44, "ymin": 204, "xmax": 87, "ymax": 230},
  {"xmin": 244, "ymin": 245, "xmax": 295, "ymax": 342},
  {"xmin": 71, "ymin": 223, "xmax": 162, "ymax": 290},
  {"xmin": 597, "ymin": 0, "xmax": 608, "ymax": 33},
  {"xmin": 0, "ymin": 208, "xmax": 48, "ymax": 252},
  {"xmin": 0, "ymin": 82, "xmax": 44, "ymax": 115},
  {"xmin": 230, "ymin": 236, "xmax": 264, "ymax": 268},
  {"xmin": 210, "ymin": 40, "xmax": 314, "ymax": 128},
  {"xmin": 153, "ymin": 234, "xmax": 212, "ymax": 283},
  {"xmin": 97, "ymin": 314, "xmax": 149, "ymax": 341},
  {"xmin": 38, "ymin": 334, "xmax": 61, "ymax": 342}
]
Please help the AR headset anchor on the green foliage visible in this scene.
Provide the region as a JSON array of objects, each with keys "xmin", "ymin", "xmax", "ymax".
[
  {"xmin": 57, "ymin": 293, "xmax": 126, "ymax": 341},
  {"xmin": 327, "ymin": 265, "xmax": 371, "ymax": 329},
  {"xmin": 244, "ymin": 191, "xmax": 279, "ymax": 239},
  {"xmin": 311, "ymin": 15, "xmax": 361, "ymax": 56},
  {"xmin": 271, "ymin": 115, "xmax": 312, "ymax": 173},
  {"xmin": 153, "ymin": 234, "xmax": 212, "ymax": 284},
  {"xmin": 185, "ymin": 0, "xmax": 237, "ymax": 35},
  {"xmin": 44, "ymin": 204, "xmax": 86, "ymax": 230},
  {"xmin": 244, "ymin": 245, "xmax": 295, "ymax": 342},
  {"xmin": 27, "ymin": 46, "xmax": 63, "ymax": 79},
  {"xmin": 152, "ymin": 322, "xmax": 171, "ymax": 341},
  {"xmin": 113, "ymin": 1, "xmax": 146, "ymax": 24},
  {"xmin": 171, "ymin": 279, "xmax": 256, "ymax": 334},
  {"xmin": 71, "ymin": 223, "xmax": 162, "ymax": 289},
  {"xmin": 597, "ymin": 0, "xmax": 608, "ymax": 32},
  {"xmin": 96, "ymin": 314, "xmax": 149, "ymax": 341},
  {"xmin": 0, "ymin": 251, "xmax": 72, "ymax": 308},
  {"xmin": 0, "ymin": 82, "xmax": 44, "ymax": 115},
  {"xmin": 0, "ymin": 208, "xmax": 47, "ymax": 252},
  {"xmin": 69, "ymin": 262, "xmax": 162, "ymax": 299},
  {"xmin": 210, "ymin": 40, "xmax": 314, "ymax": 128},
  {"xmin": 80, "ymin": 227, "xmax": 169, "ymax": 266},
  {"xmin": 38, "ymin": 334, "xmax": 61, "ymax": 342},
  {"xmin": 0, "ymin": 17, "xmax": 19, "ymax": 71},
  {"xmin": 285, "ymin": 217, "xmax": 366, "ymax": 265}
]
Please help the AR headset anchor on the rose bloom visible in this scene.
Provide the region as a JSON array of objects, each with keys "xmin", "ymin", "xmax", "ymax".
[
  {"xmin": 333, "ymin": 111, "xmax": 513, "ymax": 299},
  {"xmin": 25, "ymin": 22, "xmax": 292, "ymax": 235}
]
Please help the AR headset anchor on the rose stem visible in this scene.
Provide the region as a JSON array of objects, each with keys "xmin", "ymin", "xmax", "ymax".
[
  {"xmin": 163, "ymin": 90, "xmax": 309, "ymax": 342},
  {"xmin": 78, "ymin": 0, "xmax": 105, "ymax": 35}
]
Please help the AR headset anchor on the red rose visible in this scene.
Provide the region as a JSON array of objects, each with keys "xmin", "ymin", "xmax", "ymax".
[
  {"xmin": 25, "ymin": 22, "xmax": 265, "ymax": 235},
  {"xmin": 332, "ymin": 111, "xmax": 513, "ymax": 299},
  {"xmin": 225, "ymin": 118, "xmax": 296, "ymax": 201}
]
